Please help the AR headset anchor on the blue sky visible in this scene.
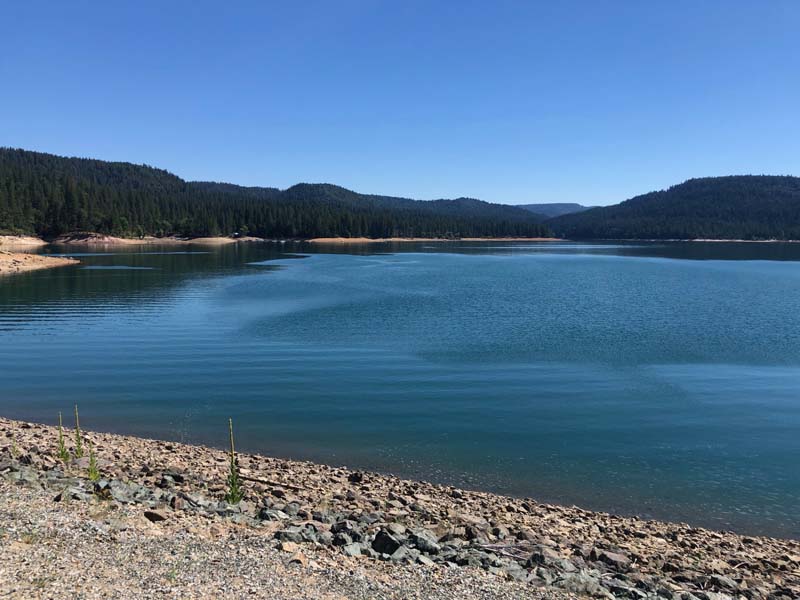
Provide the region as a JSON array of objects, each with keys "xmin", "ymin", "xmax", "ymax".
[{"xmin": 1, "ymin": 1, "xmax": 798, "ymax": 205}]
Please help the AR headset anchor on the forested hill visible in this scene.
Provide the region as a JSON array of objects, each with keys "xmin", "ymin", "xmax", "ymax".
[
  {"xmin": 0, "ymin": 148, "xmax": 550, "ymax": 239},
  {"xmin": 518, "ymin": 203, "xmax": 592, "ymax": 219},
  {"xmin": 548, "ymin": 176, "xmax": 800, "ymax": 240}
]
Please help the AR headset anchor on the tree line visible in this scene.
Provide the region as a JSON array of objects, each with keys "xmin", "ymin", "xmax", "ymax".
[{"xmin": 0, "ymin": 148, "xmax": 551, "ymax": 239}]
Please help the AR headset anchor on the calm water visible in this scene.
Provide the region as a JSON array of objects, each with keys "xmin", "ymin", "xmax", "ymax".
[{"xmin": 1, "ymin": 241, "xmax": 799, "ymax": 538}]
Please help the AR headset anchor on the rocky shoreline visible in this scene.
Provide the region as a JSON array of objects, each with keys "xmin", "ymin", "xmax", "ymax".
[{"xmin": 1, "ymin": 417, "xmax": 797, "ymax": 599}]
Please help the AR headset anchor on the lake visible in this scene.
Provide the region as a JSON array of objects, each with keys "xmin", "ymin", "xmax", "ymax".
[{"xmin": 1, "ymin": 240, "xmax": 799, "ymax": 539}]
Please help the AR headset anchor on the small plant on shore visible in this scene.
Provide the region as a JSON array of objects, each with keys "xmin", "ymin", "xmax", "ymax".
[
  {"xmin": 73, "ymin": 404, "xmax": 84, "ymax": 459},
  {"xmin": 9, "ymin": 436, "xmax": 19, "ymax": 459},
  {"xmin": 225, "ymin": 418, "xmax": 244, "ymax": 504},
  {"xmin": 57, "ymin": 412, "xmax": 70, "ymax": 463},
  {"xmin": 87, "ymin": 440, "xmax": 100, "ymax": 482}
]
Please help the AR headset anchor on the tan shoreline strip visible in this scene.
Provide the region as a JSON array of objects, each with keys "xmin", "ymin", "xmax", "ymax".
[{"xmin": 0, "ymin": 252, "xmax": 79, "ymax": 275}]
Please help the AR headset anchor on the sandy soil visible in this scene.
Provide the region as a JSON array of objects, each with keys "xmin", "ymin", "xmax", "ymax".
[
  {"xmin": 0, "ymin": 252, "xmax": 79, "ymax": 276},
  {"xmin": 307, "ymin": 237, "xmax": 562, "ymax": 244}
]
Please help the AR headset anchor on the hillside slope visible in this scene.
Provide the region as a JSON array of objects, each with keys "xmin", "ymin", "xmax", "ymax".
[
  {"xmin": 518, "ymin": 203, "xmax": 592, "ymax": 218},
  {"xmin": 549, "ymin": 176, "xmax": 800, "ymax": 240},
  {"xmin": 0, "ymin": 148, "xmax": 550, "ymax": 239}
]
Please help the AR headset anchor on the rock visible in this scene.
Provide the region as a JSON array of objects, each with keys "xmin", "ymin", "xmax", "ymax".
[
  {"xmin": 500, "ymin": 562, "xmax": 528, "ymax": 582},
  {"xmin": 332, "ymin": 532, "xmax": 352, "ymax": 546},
  {"xmin": 527, "ymin": 544, "xmax": 562, "ymax": 567},
  {"xmin": 279, "ymin": 541, "xmax": 300, "ymax": 553},
  {"xmin": 592, "ymin": 548, "xmax": 631, "ymax": 570},
  {"xmin": 385, "ymin": 522, "xmax": 406, "ymax": 538},
  {"xmin": 143, "ymin": 509, "xmax": 168, "ymax": 523},
  {"xmin": 372, "ymin": 530, "xmax": 402, "ymax": 555},
  {"xmin": 389, "ymin": 545, "xmax": 418, "ymax": 563},
  {"xmin": 709, "ymin": 574, "xmax": 737, "ymax": 591},
  {"xmin": 347, "ymin": 471, "xmax": 364, "ymax": 483},
  {"xmin": 342, "ymin": 543, "xmax": 364, "ymax": 557},
  {"xmin": 331, "ymin": 519, "xmax": 358, "ymax": 534},
  {"xmin": 409, "ymin": 529, "xmax": 441, "ymax": 554},
  {"xmin": 274, "ymin": 528, "xmax": 305, "ymax": 543},
  {"xmin": 696, "ymin": 593, "xmax": 734, "ymax": 600},
  {"xmin": 287, "ymin": 552, "xmax": 307, "ymax": 568},
  {"xmin": 555, "ymin": 570, "xmax": 614, "ymax": 599},
  {"xmin": 72, "ymin": 457, "xmax": 90, "ymax": 469},
  {"xmin": 163, "ymin": 469, "xmax": 185, "ymax": 484},
  {"xmin": 258, "ymin": 508, "xmax": 289, "ymax": 521},
  {"xmin": 417, "ymin": 554, "xmax": 435, "ymax": 566}
]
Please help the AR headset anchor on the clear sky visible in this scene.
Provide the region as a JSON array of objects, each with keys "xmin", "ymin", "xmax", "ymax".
[{"xmin": 2, "ymin": 1, "xmax": 798, "ymax": 205}]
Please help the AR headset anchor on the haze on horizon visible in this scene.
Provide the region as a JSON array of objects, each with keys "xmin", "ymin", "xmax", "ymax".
[{"xmin": 1, "ymin": 1, "xmax": 798, "ymax": 207}]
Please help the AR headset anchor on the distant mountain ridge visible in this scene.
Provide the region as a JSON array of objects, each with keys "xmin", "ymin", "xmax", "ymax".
[
  {"xmin": 0, "ymin": 148, "xmax": 550, "ymax": 239},
  {"xmin": 548, "ymin": 176, "xmax": 800, "ymax": 241},
  {"xmin": 518, "ymin": 203, "xmax": 593, "ymax": 218}
]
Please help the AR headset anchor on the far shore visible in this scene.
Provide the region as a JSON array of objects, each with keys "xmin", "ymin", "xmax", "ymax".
[
  {"xmin": 306, "ymin": 237, "xmax": 563, "ymax": 243},
  {"xmin": 6, "ymin": 232, "xmax": 800, "ymax": 251}
]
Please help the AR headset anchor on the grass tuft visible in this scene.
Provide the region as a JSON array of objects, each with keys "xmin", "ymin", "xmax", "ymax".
[
  {"xmin": 225, "ymin": 418, "xmax": 244, "ymax": 504},
  {"xmin": 57, "ymin": 412, "xmax": 70, "ymax": 463},
  {"xmin": 73, "ymin": 404, "xmax": 84, "ymax": 459},
  {"xmin": 87, "ymin": 440, "xmax": 100, "ymax": 482}
]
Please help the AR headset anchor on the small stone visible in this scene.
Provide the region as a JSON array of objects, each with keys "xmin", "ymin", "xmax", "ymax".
[
  {"xmin": 417, "ymin": 554, "xmax": 435, "ymax": 566},
  {"xmin": 342, "ymin": 543, "xmax": 363, "ymax": 557},
  {"xmin": 287, "ymin": 552, "xmax": 307, "ymax": 568},
  {"xmin": 279, "ymin": 541, "xmax": 300, "ymax": 553},
  {"xmin": 143, "ymin": 509, "xmax": 168, "ymax": 523}
]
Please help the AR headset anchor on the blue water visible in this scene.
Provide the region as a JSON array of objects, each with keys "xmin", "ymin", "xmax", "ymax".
[{"xmin": 1, "ymin": 241, "xmax": 799, "ymax": 538}]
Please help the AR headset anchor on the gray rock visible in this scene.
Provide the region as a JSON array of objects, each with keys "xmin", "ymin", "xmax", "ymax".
[
  {"xmin": 527, "ymin": 544, "xmax": 562, "ymax": 567},
  {"xmin": 592, "ymin": 548, "xmax": 631, "ymax": 570},
  {"xmin": 163, "ymin": 469, "xmax": 185, "ymax": 484},
  {"xmin": 274, "ymin": 528, "xmax": 305, "ymax": 543},
  {"xmin": 342, "ymin": 542, "xmax": 364, "ymax": 557},
  {"xmin": 332, "ymin": 532, "xmax": 353, "ymax": 546},
  {"xmin": 409, "ymin": 529, "xmax": 441, "ymax": 554},
  {"xmin": 385, "ymin": 522, "xmax": 407, "ymax": 538},
  {"xmin": 417, "ymin": 554, "xmax": 435, "ymax": 567},
  {"xmin": 258, "ymin": 508, "xmax": 289, "ymax": 521},
  {"xmin": 389, "ymin": 545, "xmax": 419, "ymax": 564},
  {"xmin": 347, "ymin": 471, "xmax": 364, "ymax": 483},
  {"xmin": 709, "ymin": 574, "xmax": 737, "ymax": 591},
  {"xmin": 696, "ymin": 593, "xmax": 734, "ymax": 600},
  {"xmin": 316, "ymin": 531, "xmax": 334, "ymax": 545},
  {"xmin": 372, "ymin": 530, "xmax": 402, "ymax": 555},
  {"xmin": 331, "ymin": 519, "xmax": 358, "ymax": 534},
  {"xmin": 555, "ymin": 570, "xmax": 614, "ymax": 599}
]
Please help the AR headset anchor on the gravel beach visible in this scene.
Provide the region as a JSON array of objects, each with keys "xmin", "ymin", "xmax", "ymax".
[{"xmin": 1, "ymin": 417, "xmax": 797, "ymax": 599}]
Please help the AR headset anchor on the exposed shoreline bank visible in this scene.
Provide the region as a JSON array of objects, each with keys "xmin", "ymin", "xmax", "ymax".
[
  {"xmin": 7, "ymin": 232, "xmax": 800, "ymax": 249},
  {"xmin": 1, "ymin": 416, "xmax": 797, "ymax": 599},
  {"xmin": 0, "ymin": 251, "xmax": 79, "ymax": 276}
]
